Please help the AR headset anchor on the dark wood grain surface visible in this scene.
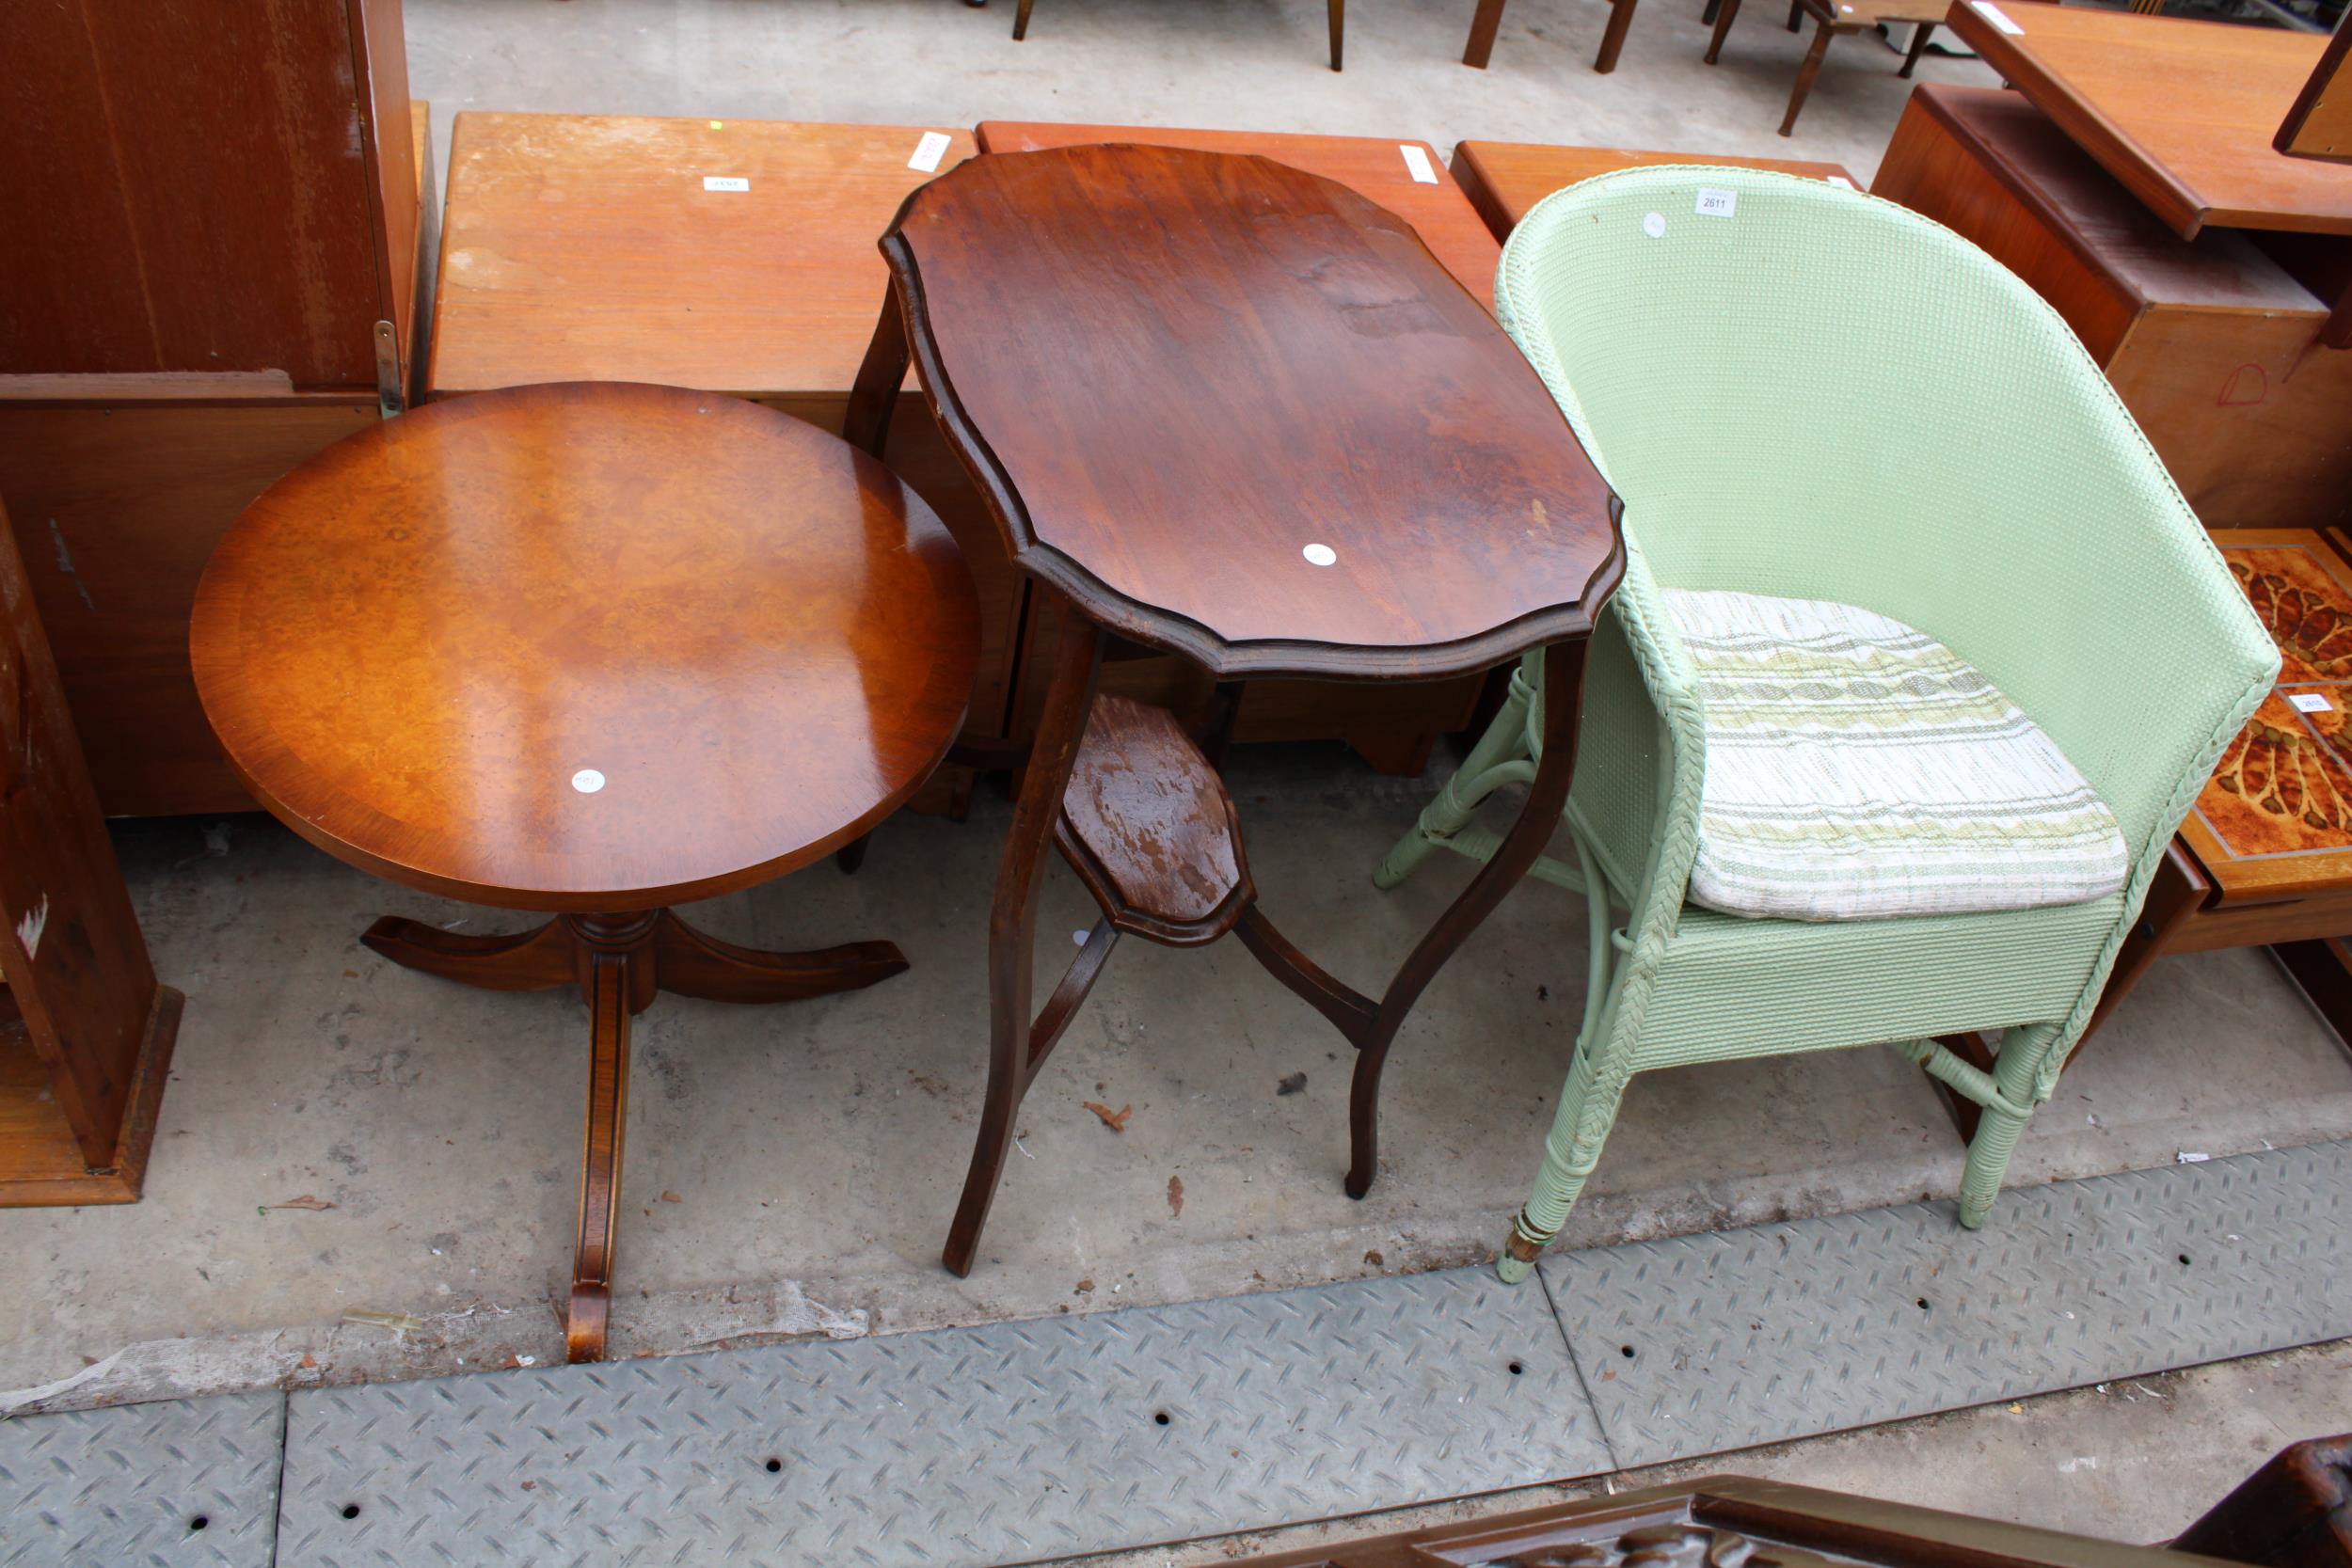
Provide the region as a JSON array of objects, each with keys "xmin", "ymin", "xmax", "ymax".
[
  {"xmin": 1056, "ymin": 693, "xmax": 1252, "ymax": 942},
  {"xmin": 191, "ymin": 381, "xmax": 978, "ymax": 909},
  {"xmin": 1947, "ymin": 1, "xmax": 2352, "ymax": 238},
  {"xmin": 883, "ymin": 144, "xmax": 1620, "ymax": 678},
  {"xmin": 974, "ymin": 121, "xmax": 1502, "ymax": 307},
  {"xmin": 0, "ymin": 0, "xmax": 416, "ymax": 389}
]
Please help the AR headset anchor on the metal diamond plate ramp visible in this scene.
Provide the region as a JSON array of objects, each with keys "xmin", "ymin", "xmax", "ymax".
[
  {"xmin": 0, "ymin": 1391, "xmax": 284, "ymax": 1568},
  {"xmin": 1543, "ymin": 1140, "xmax": 2352, "ymax": 1466},
  {"xmin": 277, "ymin": 1264, "xmax": 1604, "ymax": 1567}
]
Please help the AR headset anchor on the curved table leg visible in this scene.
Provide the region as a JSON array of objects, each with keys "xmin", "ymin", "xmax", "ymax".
[
  {"xmin": 651, "ymin": 911, "xmax": 906, "ymax": 1003},
  {"xmin": 944, "ymin": 608, "xmax": 1104, "ymax": 1278},
  {"xmin": 1348, "ymin": 638, "xmax": 1589, "ymax": 1197},
  {"xmin": 564, "ymin": 913, "xmax": 654, "ymax": 1364},
  {"xmin": 361, "ymin": 915, "xmax": 575, "ymax": 991},
  {"xmin": 366, "ymin": 904, "xmax": 913, "ymax": 1360}
]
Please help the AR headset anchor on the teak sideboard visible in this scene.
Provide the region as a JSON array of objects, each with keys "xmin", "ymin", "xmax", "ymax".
[
  {"xmin": 0, "ymin": 1, "xmax": 430, "ymax": 817},
  {"xmin": 1874, "ymin": 79, "xmax": 2352, "ymax": 531}
]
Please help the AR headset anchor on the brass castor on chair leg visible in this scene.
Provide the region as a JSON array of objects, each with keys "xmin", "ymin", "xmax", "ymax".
[{"xmin": 1496, "ymin": 1213, "xmax": 1548, "ymax": 1284}]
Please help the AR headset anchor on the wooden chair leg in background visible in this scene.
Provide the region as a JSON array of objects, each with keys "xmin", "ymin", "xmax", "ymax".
[
  {"xmin": 1779, "ymin": 19, "xmax": 1836, "ymax": 135},
  {"xmin": 1012, "ymin": 0, "xmax": 1034, "ymax": 39},
  {"xmin": 1786, "ymin": 0, "xmax": 1804, "ymax": 29},
  {"xmin": 1702, "ymin": 0, "xmax": 1722, "ymax": 29},
  {"xmin": 1899, "ymin": 20, "xmax": 1934, "ymax": 75},
  {"xmin": 1595, "ymin": 0, "xmax": 1640, "ymax": 73},
  {"xmin": 1464, "ymin": 0, "xmax": 1506, "ymax": 66},
  {"xmin": 1704, "ymin": 0, "xmax": 1743, "ymax": 64},
  {"xmin": 1329, "ymin": 0, "xmax": 1344, "ymax": 70}
]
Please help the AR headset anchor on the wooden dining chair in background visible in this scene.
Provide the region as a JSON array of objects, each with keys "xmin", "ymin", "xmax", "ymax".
[
  {"xmin": 1014, "ymin": 0, "xmax": 1346, "ymax": 69},
  {"xmin": 1465, "ymin": 0, "xmax": 1642, "ymax": 71}
]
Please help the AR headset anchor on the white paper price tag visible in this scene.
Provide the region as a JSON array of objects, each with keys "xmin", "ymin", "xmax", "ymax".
[
  {"xmin": 908, "ymin": 131, "xmax": 952, "ymax": 173},
  {"xmin": 702, "ymin": 176, "xmax": 750, "ymax": 193},
  {"xmin": 2291, "ymin": 692, "xmax": 2335, "ymax": 714},
  {"xmin": 1695, "ymin": 188, "xmax": 1737, "ymax": 218},
  {"xmin": 1400, "ymin": 144, "xmax": 1439, "ymax": 184},
  {"xmin": 1971, "ymin": 1, "xmax": 2024, "ymax": 33}
]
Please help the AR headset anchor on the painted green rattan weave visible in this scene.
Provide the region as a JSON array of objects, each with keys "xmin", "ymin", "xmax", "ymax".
[{"xmin": 1373, "ymin": 167, "xmax": 2279, "ymax": 1279}]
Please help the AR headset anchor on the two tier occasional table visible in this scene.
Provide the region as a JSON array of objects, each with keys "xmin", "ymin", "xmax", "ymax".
[
  {"xmin": 850, "ymin": 145, "xmax": 1623, "ymax": 1274},
  {"xmin": 191, "ymin": 382, "xmax": 977, "ymax": 1359}
]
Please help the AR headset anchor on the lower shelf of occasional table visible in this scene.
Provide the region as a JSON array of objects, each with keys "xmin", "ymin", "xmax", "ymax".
[{"xmin": 1055, "ymin": 694, "xmax": 1257, "ymax": 946}]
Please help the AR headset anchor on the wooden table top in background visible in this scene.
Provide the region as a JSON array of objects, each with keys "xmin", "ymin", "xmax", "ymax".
[
  {"xmin": 886, "ymin": 145, "xmax": 1619, "ymax": 677},
  {"xmin": 975, "ymin": 120, "xmax": 1503, "ymax": 309},
  {"xmin": 425, "ymin": 114, "xmax": 976, "ymax": 407},
  {"xmin": 1947, "ymin": 2, "xmax": 2352, "ymax": 238},
  {"xmin": 1451, "ymin": 141, "xmax": 1859, "ymax": 239},
  {"xmin": 191, "ymin": 383, "xmax": 978, "ymax": 910}
]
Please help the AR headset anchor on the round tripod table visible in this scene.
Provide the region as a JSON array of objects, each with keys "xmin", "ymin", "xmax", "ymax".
[{"xmin": 191, "ymin": 381, "xmax": 978, "ymax": 1361}]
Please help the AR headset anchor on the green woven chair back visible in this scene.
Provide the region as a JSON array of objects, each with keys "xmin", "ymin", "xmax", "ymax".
[{"xmin": 1495, "ymin": 166, "xmax": 2265, "ymax": 858}]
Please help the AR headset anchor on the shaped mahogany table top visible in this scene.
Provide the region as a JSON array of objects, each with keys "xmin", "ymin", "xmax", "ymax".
[
  {"xmin": 192, "ymin": 381, "xmax": 978, "ymax": 911},
  {"xmin": 881, "ymin": 143, "xmax": 1622, "ymax": 679}
]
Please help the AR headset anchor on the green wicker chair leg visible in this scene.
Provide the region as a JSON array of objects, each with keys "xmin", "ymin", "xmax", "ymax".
[
  {"xmin": 1496, "ymin": 1064, "xmax": 1623, "ymax": 1282},
  {"xmin": 1958, "ymin": 1101, "xmax": 2030, "ymax": 1228},
  {"xmin": 1958, "ymin": 1020, "xmax": 2058, "ymax": 1226},
  {"xmin": 1373, "ymin": 656, "xmax": 1535, "ymax": 890}
]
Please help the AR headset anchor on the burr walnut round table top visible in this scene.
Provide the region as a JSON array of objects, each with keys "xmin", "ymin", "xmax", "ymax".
[{"xmin": 191, "ymin": 381, "xmax": 979, "ymax": 911}]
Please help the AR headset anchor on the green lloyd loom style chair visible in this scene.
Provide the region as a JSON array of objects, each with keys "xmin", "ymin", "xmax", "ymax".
[{"xmin": 1375, "ymin": 167, "xmax": 2278, "ymax": 1283}]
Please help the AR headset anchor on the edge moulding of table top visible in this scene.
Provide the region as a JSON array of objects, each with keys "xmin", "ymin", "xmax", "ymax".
[
  {"xmin": 849, "ymin": 144, "xmax": 1624, "ymax": 1275},
  {"xmin": 190, "ymin": 383, "xmax": 979, "ymax": 1359}
]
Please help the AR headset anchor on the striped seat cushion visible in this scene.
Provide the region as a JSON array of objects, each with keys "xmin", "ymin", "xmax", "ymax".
[{"xmin": 1664, "ymin": 589, "xmax": 2127, "ymax": 922}]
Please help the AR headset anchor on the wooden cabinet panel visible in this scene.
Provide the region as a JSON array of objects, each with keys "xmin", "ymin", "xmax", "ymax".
[
  {"xmin": 1874, "ymin": 87, "xmax": 2351, "ymax": 531},
  {"xmin": 0, "ymin": 9, "xmax": 426, "ymax": 816},
  {"xmin": 0, "ymin": 499, "xmax": 183, "ymax": 1206},
  {"xmin": 0, "ymin": 0, "xmax": 417, "ymax": 392},
  {"xmin": 0, "ymin": 399, "xmax": 381, "ymax": 815}
]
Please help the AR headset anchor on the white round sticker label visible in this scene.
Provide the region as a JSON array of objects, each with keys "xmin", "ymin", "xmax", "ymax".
[
  {"xmin": 1642, "ymin": 213, "xmax": 1667, "ymax": 239},
  {"xmin": 572, "ymin": 769, "xmax": 606, "ymax": 794},
  {"xmin": 1302, "ymin": 543, "xmax": 1338, "ymax": 566}
]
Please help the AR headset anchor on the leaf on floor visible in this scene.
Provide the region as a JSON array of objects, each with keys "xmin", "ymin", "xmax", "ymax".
[
  {"xmin": 1168, "ymin": 1175, "xmax": 1184, "ymax": 1217},
  {"xmin": 1083, "ymin": 1100, "xmax": 1132, "ymax": 1132},
  {"xmin": 1277, "ymin": 1072, "xmax": 1307, "ymax": 1096},
  {"xmin": 265, "ymin": 1195, "xmax": 336, "ymax": 1212},
  {"xmin": 660, "ymin": 1191, "xmax": 683, "ymax": 1203}
]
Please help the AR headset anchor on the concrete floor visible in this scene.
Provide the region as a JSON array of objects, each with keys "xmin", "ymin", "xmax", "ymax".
[
  {"xmin": 9, "ymin": 752, "xmax": 2352, "ymax": 1410},
  {"xmin": 8, "ymin": 0, "xmax": 2350, "ymax": 1549}
]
